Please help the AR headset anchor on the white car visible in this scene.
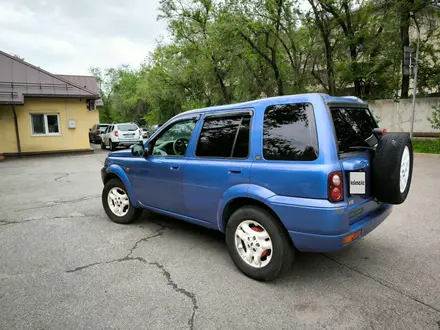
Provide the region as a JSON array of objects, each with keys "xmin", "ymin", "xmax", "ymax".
[{"xmin": 101, "ymin": 123, "xmax": 143, "ymax": 151}]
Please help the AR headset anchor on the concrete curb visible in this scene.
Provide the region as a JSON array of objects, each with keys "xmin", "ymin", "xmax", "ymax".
[
  {"xmin": 414, "ymin": 152, "xmax": 440, "ymax": 157},
  {"xmin": 2, "ymin": 148, "xmax": 95, "ymax": 160}
]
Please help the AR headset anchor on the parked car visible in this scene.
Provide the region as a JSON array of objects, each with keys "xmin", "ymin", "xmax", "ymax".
[
  {"xmin": 101, "ymin": 123, "xmax": 143, "ymax": 151},
  {"xmin": 100, "ymin": 94, "xmax": 413, "ymax": 281},
  {"xmin": 141, "ymin": 128, "xmax": 149, "ymax": 138},
  {"xmin": 89, "ymin": 124, "xmax": 109, "ymax": 144},
  {"xmin": 140, "ymin": 125, "xmax": 160, "ymax": 139}
]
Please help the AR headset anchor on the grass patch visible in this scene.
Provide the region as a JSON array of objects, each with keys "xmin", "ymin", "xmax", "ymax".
[{"xmin": 412, "ymin": 138, "xmax": 440, "ymax": 154}]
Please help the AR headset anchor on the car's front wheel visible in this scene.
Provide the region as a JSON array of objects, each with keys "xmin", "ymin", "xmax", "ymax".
[
  {"xmin": 102, "ymin": 178, "xmax": 142, "ymax": 224},
  {"xmin": 225, "ymin": 205, "xmax": 294, "ymax": 281}
]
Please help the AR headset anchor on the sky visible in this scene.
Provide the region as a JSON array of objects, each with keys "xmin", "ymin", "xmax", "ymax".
[{"xmin": 0, "ymin": 0, "xmax": 168, "ymax": 75}]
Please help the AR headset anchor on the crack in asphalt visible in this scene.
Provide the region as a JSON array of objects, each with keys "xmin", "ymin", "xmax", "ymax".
[
  {"xmin": 54, "ymin": 173, "xmax": 71, "ymax": 183},
  {"xmin": 322, "ymin": 254, "xmax": 440, "ymax": 313},
  {"xmin": 66, "ymin": 228, "xmax": 198, "ymax": 330},
  {"xmin": 126, "ymin": 227, "xmax": 166, "ymax": 257},
  {"xmin": 0, "ymin": 214, "xmax": 103, "ymax": 227},
  {"xmin": 0, "ymin": 219, "xmax": 19, "ymax": 225},
  {"xmin": 15, "ymin": 195, "xmax": 101, "ymax": 212}
]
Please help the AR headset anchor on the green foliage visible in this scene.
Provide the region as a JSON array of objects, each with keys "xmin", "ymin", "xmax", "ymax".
[
  {"xmin": 89, "ymin": 0, "xmax": 440, "ymax": 124},
  {"xmin": 412, "ymin": 138, "xmax": 440, "ymax": 153},
  {"xmin": 428, "ymin": 103, "xmax": 440, "ymax": 129}
]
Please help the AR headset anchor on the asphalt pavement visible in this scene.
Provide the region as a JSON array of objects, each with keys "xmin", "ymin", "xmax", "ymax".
[{"xmin": 0, "ymin": 145, "xmax": 439, "ymax": 330}]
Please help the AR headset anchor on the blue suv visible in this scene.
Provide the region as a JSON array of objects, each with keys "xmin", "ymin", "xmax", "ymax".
[{"xmin": 101, "ymin": 93, "xmax": 413, "ymax": 281}]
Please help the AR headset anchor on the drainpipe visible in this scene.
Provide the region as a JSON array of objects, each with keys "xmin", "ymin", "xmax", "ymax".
[{"xmin": 12, "ymin": 105, "xmax": 22, "ymax": 155}]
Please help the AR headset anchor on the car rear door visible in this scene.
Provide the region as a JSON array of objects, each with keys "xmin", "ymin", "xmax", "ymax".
[
  {"xmin": 330, "ymin": 104, "xmax": 382, "ymax": 223},
  {"xmin": 182, "ymin": 110, "xmax": 253, "ymax": 225},
  {"xmin": 103, "ymin": 125, "xmax": 112, "ymax": 145}
]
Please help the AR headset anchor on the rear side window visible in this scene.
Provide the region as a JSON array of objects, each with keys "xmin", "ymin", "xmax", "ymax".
[
  {"xmin": 196, "ymin": 114, "xmax": 251, "ymax": 158},
  {"xmin": 331, "ymin": 107, "xmax": 377, "ymax": 154},
  {"xmin": 118, "ymin": 124, "xmax": 138, "ymax": 131},
  {"xmin": 263, "ymin": 103, "xmax": 318, "ymax": 161}
]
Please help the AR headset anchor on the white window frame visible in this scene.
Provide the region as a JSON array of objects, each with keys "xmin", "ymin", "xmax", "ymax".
[{"xmin": 30, "ymin": 113, "xmax": 61, "ymax": 136}]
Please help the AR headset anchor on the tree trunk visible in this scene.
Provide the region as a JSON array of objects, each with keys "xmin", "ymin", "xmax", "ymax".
[
  {"xmin": 400, "ymin": 6, "xmax": 411, "ymax": 98},
  {"xmin": 351, "ymin": 45, "xmax": 361, "ymax": 96},
  {"xmin": 324, "ymin": 37, "xmax": 336, "ymax": 96}
]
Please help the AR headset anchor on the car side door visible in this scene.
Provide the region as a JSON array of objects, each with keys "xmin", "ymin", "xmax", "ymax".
[
  {"xmin": 103, "ymin": 126, "xmax": 111, "ymax": 145},
  {"xmin": 182, "ymin": 110, "xmax": 253, "ymax": 225},
  {"xmin": 129, "ymin": 116, "xmax": 199, "ymax": 214}
]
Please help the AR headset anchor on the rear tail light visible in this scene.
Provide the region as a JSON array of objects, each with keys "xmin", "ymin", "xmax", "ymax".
[
  {"xmin": 114, "ymin": 130, "xmax": 119, "ymax": 137},
  {"xmin": 139, "ymin": 129, "xmax": 141, "ymax": 135},
  {"xmin": 328, "ymin": 171, "xmax": 343, "ymax": 202}
]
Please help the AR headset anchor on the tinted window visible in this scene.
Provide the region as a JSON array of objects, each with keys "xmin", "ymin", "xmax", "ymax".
[
  {"xmin": 118, "ymin": 124, "xmax": 138, "ymax": 131},
  {"xmin": 331, "ymin": 107, "xmax": 377, "ymax": 153},
  {"xmin": 233, "ymin": 117, "xmax": 251, "ymax": 158},
  {"xmin": 263, "ymin": 103, "xmax": 318, "ymax": 161},
  {"xmin": 196, "ymin": 115, "xmax": 251, "ymax": 158}
]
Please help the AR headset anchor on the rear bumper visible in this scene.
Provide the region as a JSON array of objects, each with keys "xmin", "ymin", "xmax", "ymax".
[
  {"xmin": 115, "ymin": 140, "xmax": 142, "ymax": 145},
  {"xmin": 288, "ymin": 204, "xmax": 392, "ymax": 252}
]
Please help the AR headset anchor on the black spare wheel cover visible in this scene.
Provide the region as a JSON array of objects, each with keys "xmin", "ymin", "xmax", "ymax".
[{"xmin": 372, "ymin": 133, "xmax": 413, "ymax": 204}]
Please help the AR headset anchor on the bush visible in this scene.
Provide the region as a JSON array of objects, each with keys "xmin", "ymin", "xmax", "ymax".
[
  {"xmin": 412, "ymin": 138, "xmax": 440, "ymax": 154},
  {"xmin": 427, "ymin": 103, "xmax": 440, "ymax": 130}
]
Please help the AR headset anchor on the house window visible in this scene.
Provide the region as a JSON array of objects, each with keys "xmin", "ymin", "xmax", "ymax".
[{"xmin": 31, "ymin": 114, "xmax": 61, "ymax": 136}]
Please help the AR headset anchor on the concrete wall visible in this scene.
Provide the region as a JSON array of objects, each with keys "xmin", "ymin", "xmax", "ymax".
[
  {"xmin": 0, "ymin": 105, "xmax": 19, "ymax": 153},
  {"xmin": 368, "ymin": 98, "xmax": 440, "ymax": 133},
  {"xmin": 0, "ymin": 98, "xmax": 99, "ymax": 154}
]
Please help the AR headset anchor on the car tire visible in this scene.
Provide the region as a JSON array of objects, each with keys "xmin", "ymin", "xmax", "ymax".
[
  {"xmin": 92, "ymin": 135, "xmax": 96, "ymax": 144},
  {"xmin": 110, "ymin": 140, "xmax": 117, "ymax": 151},
  {"xmin": 225, "ymin": 205, "xmax": 294, "ymax": 282},
  {"xmin": 102, "ymin": 178, "xmax": 142, "ymax": 224},
  {"xmin": 372, "ymin": 133, "xmax": 413, "ymax": 204},
  {"xmin": 101, "ymin": 141, "xmax": 106, "ymax": 149}
]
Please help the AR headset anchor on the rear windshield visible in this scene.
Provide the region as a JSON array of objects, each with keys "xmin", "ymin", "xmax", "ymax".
[
  {"xmin": 331, "ymin": 107, "xmax": 377, "ymax": 153},
  {"xmin": 118, "ymin": 124, "xmax": 138, "ymax": 131}
]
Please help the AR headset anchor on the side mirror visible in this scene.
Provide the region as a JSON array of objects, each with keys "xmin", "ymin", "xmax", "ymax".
[
  {"xmin": 131, "ymin": 143, "xmax": 146, "ymax": 157},
  {"xmin": 89, "ymin": 128, "xmax": 91, "ymax": 132}
]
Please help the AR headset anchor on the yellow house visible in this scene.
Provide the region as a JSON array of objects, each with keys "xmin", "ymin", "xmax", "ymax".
[{"xmin": 0, "ymin": 50, "xmax": 101, "ymax": 156}]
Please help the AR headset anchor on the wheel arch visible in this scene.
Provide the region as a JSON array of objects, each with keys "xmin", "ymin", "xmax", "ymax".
[
  {"xmin": 103, "ymin": 165, "xmax": 137, "ymax": 206},
  {"xmin": 218, "ymin": 184, "xmax": 287, "ymax": 234},
  {"xmin": 222, "ymin": 197, "xmax": 285, "ymax": 231}
]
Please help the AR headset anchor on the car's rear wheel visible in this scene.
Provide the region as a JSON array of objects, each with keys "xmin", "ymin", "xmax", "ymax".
[
  {"xmin": 372, "ymin": 133, "xmax": 413, "ymax": 204},
  {"xmin": 110, "ymin": 140, "xmax": 117, "ymax": 151},
  {"xmin": 101, "ymin": 141, "xmax": 106, "ymax": 149},
  {"xmin": 225, "ymin": 205, "xmax": 294, "ymax": 281},
  {"xmin": 102, "ymin": 178, "xmax": 142, "ymax": 224}
]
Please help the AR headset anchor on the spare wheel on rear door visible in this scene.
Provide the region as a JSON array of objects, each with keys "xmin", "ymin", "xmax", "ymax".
[{"xmin": 372, "ymin": 133, "xmax": 413, "ymax": 204}]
